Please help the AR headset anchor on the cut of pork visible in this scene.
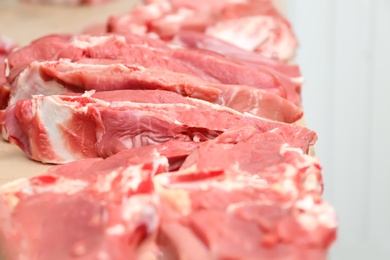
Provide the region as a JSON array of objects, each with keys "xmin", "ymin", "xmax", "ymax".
[
  {"xmin": 0, "ymin": 148, "xmax": 167, "ymax": 260},
  {"xmin": 0, "ymin": 123, "xmax": 334, "ymax": 260},
  {"xmin": 107, "ymin": 0, "xmax": 298, "ymax": 61},
  {"xmin": 171, "ymin": 30, "xmax": 302, "ymax": 80},
  {"xmin": 9, "ymin": 59, "xmax": 303, "ymax": 122},
  {"xmin": 2, "ymin": 90, "xmax": 315, "ymax": 163},
  {"xmin": 204, "ymin": 0, "xmax": 298, "ymax": 61},
  {"xmin": 6, "ymin": 33, "xmax": 301, "ymax": 105},
  {"xmin": 4, "ymin": 34, "xmax": 155, "ymax": 84},
  {"xmin": 154, "ymin": 128, "xmax": 336, "ymax": 260}
]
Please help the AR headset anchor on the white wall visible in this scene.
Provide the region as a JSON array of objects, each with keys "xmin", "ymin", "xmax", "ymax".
[{"xmin": 284, "ymin": 1, "xmax": 390, "ymax": 259}]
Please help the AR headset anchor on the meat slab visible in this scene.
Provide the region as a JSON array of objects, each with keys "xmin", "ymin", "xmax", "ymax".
[
  {"xmin": 155, "ymin": 128, "xmax": 336, "ymax": 260},
  {"xmin": 0, "ymin": 145, "xmax": 168, "ymax": 260},
  {"xmin": 5, "ymin": 33, "xmax": 302, "ymax": 107},
  {"xmin": 2, "ymin": 90, "xmax": 315, "ymax": 163},
  {"xmin": 0, "ymin": 127, "xmax": 336, "ymax": 260},
  {"xmin": 107, "ymin": 0, "xmax": 298, "ymax": 61},
  {"xmin": 8, "ymin": 59, "xmax": 302, "ymax": 123}
]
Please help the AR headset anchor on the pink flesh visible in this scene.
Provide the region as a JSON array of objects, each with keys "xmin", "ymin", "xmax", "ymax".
[
  {"xmin": 16, "ymin": 59, "xmax": 302, "ymax": 123},
  {"xmin": 7, "ymin": 33, "xmax": 300, "ymax": 105},
  {"xmin": 171, "ymin": 30, "xmax": 301, "ymax": 78},
  {"xmin": 107, "ymin": 0, "xmax": 298, "ymax": 61},
  {"xmin": 154, "ymin": 128, "xmax": 334, "ymax": 259},
  {"xmin": 0, "ymin": 150, "xmax": 168, "ymax": 260},
  {"xmin": 2, "ymin": 91, "xmax": 309, "ymax": 163}
]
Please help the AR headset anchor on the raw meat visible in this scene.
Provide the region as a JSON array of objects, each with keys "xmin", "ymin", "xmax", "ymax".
[
  {"xmin": 154, "ymin": 128, "xmax": 336, "ymax": 259},
  {"xmin": 9, "ymin": 59, "xmax": 303, "ymax": 122},
  {"xmin": 107, "ymin": 0, "xmax": 298, "ymax": 61},
  {"xmin": 0, "ymin": 35, "xmax": 17, "ymax": 110},
  {"xmin": 0, "ymin": 126, "xmax": 334, "ymax": 260},
  {"xmin": 0, "ymin": 146, "xmax": 167, "ymax": 260},
  {"xmin": 170, "ymin": 31, "xmax": 304, "ymax": 104},
  {"xmin": 2, "ymin": 90, "xmax": 316, "ymax": 163},
  {"xmin": 6, "ymin": 33, "xmax": 302, "ymax": 105},
  {"xmin": 0, "ymin": 1, "xmax": 338, "ymax": 258},
  {"xmin": 171, "ymin": 31, "xmax": 302, "ymax": 80}
]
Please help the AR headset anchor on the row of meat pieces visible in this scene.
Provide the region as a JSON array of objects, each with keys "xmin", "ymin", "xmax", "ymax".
[
  {"xmin": 0, "ymin": 0, "xmax": 337, "ymax": 259},
  {"xmin": 0, "ymin": 113, "xmax": 336, "ymax": 259}
]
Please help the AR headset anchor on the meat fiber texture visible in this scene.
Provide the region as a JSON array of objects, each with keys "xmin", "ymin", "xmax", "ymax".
[
  {"xmin": 107, "ymin": 0, "xmax": 298, "ymax": 61},
  {"xmin": 0, "ymin": 127, "xmax": 337, "ymax": 260},
  {"xmin": 4, "ymin": 33, "xmax": 303, "ymax": 121},
  {"xmin": 0, "ymin": 35, "xmax": 17, "ymax": 110},
  {"xmin": 1, "ymin": 90, "xmax": 316, "ymax": 164}
]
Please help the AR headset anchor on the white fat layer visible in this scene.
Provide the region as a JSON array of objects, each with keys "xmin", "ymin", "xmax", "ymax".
[
  {"xmin": 82, "ymin": 90, "xmax": 96, "ymax": 97},
  {"xmin": 279, "ymin": 143, "xmax": 303, "ymax": 155},
  {"xmin": 297, "ymin": 214, "xmax": 318, "ymax": 231},
  {"xmin": 160, "ymin": 8, "xmax": 194, "ymax": 24},
  {"xmin": 71, "ymin": 35, "xmax": 127, "ymax": 49},
  {"xmin": 55, "ymin": 59, "xmax": 145, "ymax": 72},
  {"xmin": 304, "ymin": 172, "xmax": 322, "ymax": 193},
  {"xmin": 0, "ymin": 176, "xmax": 88, "ymax": 209},
  {"xmin": 106, "ymin": 224, "xmax": 125, "ymax": 236},
  {"xmin": 10, "ymin": 62, "xmax": 66, "ymax": 105},
  {"xmin": 94, "ymin": 170, "xmax": 121, "ymax": 193},
  {"xmin": 37, "ymin": 97, "xmax": 77, "ymax": 162},
  {"xmin": 34, "ymin": 178, "xmax": 88, "ymax": 195},
  {"xmin": 121, "ymin": 165, "xmax": 144, "ymax": 191},
  {"xmin": 291, "ymin": 76, "xmax": 305, "ymax": 85},
  {"xmin": 1, "ymin": 178, "xmax": 29, "ymax": 193},
  {"xmin": 295, "ymin": 196, "xmax": 338, "ymax": 229},
  {"xmin": 271, "ymin": 22, "xmax": 297, "ymax": 61},
  {"xmin": 206, "ymin": 16, "xmax": 274, "ymax": 52},
  {"xmin": 122, "ymin": 195, "xmax": 159, "ymax": 234}
]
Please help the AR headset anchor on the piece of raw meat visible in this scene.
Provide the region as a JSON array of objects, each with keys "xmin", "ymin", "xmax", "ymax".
[
  {"xmin": 9, "ymin": 59, "xmax": 302, "ymax": 123},
  {"xmin": 0, "ymin": 146, "xmax": 168, "ymax": 260},
  {"xmin": 154, "ymin": 128, "xmax": 336, "ymax": 259},
  {"xmin": 0, "ymin": 35, "xmax": 17, "ymax": 110},
  {"xmin": 171, "ymin": 31, "xmax": 302, "ymax": 80},
  {"xmin": 2, "ymin": 90, "xmax": 316, "ymax": 163},
  {"xmin": 170, "ymin": 30, "xmax": 305, "ymax": 104},
  {"xmin": 0, "ymin": 126, "xmax": 334, "ymax": 260},
  {"xmin": 6, "ymin": 33, "xmax": 301, "ymax": 105},
  {"xmin": 107, "ymin": 0, "xmax": 298, "ymax": 61}
]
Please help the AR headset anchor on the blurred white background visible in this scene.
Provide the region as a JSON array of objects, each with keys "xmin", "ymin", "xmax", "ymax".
[{"xmin": 284, "ymin": 1, "xmax": 390, "ymax": 259}]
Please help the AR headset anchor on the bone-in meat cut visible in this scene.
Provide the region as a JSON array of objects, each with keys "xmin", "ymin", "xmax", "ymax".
[
  {"xmin": 8, "ymin": 59, "xmax": 302, "ymax": 122},
  {"xmin": 0, "ymin": 127, "xmax": 336, "ymax": 260},
  {"xmin": 0, "ymin": 146, "xmax": 167, "ymax": 260},
  {"xmin": 2, "ymin": 90, "xmax": 316, "ymax": 163},
  {"xmin": 107, "ymin": 0, "xmax": 298, "ymax": 61},
  {"xmin": 0, "ymin": 36, "xmax": 17, "ymax": 110},
  {"xmin": 5, "ymin": 33, "xmax": 302, "ymax": 107}
]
